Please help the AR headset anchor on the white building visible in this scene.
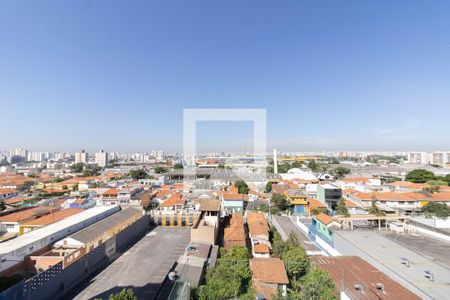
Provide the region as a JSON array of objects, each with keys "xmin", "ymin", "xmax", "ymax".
[
  {"xmin": 407, "ymin": 152, "xmax": 429, "ymax": 164},
  {"xmin": 95, "ymin": 150, "xmax": 108, "ymax": 167},
  {"xmin": 75, "ymin": 150, "xmax": 88, "ymax": 164}
]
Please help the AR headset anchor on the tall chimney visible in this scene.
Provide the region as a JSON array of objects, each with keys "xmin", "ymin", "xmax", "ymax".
[{"xmin": 273, "ymin": 148, "xmax": 278, "ymax": 173}]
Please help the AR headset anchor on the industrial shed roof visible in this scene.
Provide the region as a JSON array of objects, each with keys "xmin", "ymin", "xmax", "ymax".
[
  {"xmin": 0, "ymin": 205, "xmax": 119, "ymax": 255},
  {"xmin": 63, "ymin": 207, "xmax": 141, "ymax": 244}
]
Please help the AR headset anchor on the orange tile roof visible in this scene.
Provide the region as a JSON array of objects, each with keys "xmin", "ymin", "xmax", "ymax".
[
  {"xmin": 0, "ymin": 206, "xmax": 55, "ymax": 223},
  {"xmin": 251, "ymin": 258, "xmax": 289, "ymax": 285},
  {"xmin": 0, "ymin": 188, "xmax": 18, "ymax": 195},
  {"xmin": 222, "ymin": 192, "xmax": 248, "ymax": 201},
  {"xmin": 21, "ymin": 208, "xmax": 83, "ymax": 226},
  {"xmin": 345, "ymin": 200, "xmax": 358, "ymax": 208},
  {"xmin": 228, "ymin": 186, "xmax": 239, "ymax": 194},
  {"xmin": 315, "ymin": 213, "xmax": 333, "ymax": 225},
  {"xmin": 224, "ymin": 214, "xmax": 246, "ymax": 242},
  {"xmin": 103, "ymin": 188, "xmax": 120, "ymax": 196},
  {"xmin": 160, "ymin": 193, "xmax": 184, "ymax": 207},
  {"xmin": 308, "ymin": 198, "xmax": 327, "ymax": 209},
  {"xmin": 247, "ymin": 212, "xmax": 270, "ymax": 237},
  {"xmin": 254, "ymin": 243, "xmax": 270, "ymax": 254},
  {"xmin": 341, "ymin": 177, "xmax": 369, "ymax": 183},
  {"xmin": 155, "ymin": 190, "xmax": 175, "ymax": 198},
  {"xmin": 4, "ymin": 196, "xmax": 31, "ymax": 205}
]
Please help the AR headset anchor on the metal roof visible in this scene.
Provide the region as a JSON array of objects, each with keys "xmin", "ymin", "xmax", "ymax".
[
  {"xmin": 64, "ymin": 207, "xmax": 141, "ymax": 244},
  {"xmin": 0, "ymin": 206, "xmax": 119, "ymax": 255}
]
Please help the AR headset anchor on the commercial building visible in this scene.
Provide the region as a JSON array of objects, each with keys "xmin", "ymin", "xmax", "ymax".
[{"xmin": 317, "ymin": 184, "xmax": 342, "ymax": 210}]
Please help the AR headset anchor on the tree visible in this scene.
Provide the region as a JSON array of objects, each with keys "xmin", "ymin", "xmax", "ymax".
[
  {"xmin": 330, "ymin": 166, "xmax": 351, "ymax": 179},
  {"xmin": 422, "ymin": 202, "xmax": 450, "ymax": 218},
  {"xmin": 307, "ymin": 160, "xmax": 319, "ymax": 172},
  {"xmin": 154, "ymin": 166, "xmax": 167, "ymax": 174},
  {"xmin": 234, "ymin": 180, "xmax": 249, "ymax": 194},
  {"xmin": 281, "ymin": 245, "xmax": 310, "ymax": 280},
  {"xmin": 299, "ymin": 267, "xmax": 337, "ymax": 300},
  {"xmin": 198, "ymin": 246, "xmax": 253, "ymax": 300},
  {"xmin": 82, "ymin": 165, "xmax": 102, "ymax": 177},
  {"xmin": 336, "ymin": 199, "xmax": 349, "ymax": 217},
  {"xmin": 129, "ymin": 169, "xmax": 148, "ymax": 180},
  {"xmin": 173, "ymin": 163, "xmax": 184, "ymax": 170},
  {"xmin": 406, "ymin": 169, "xmax": 435, "ymax": 183},
  {"xmin": 265, "ymin": 182, "xmax": 273, "ymax": 193},
  {"xmin": 108, "ymin": 288, "xmax": 137, "ymax": 300},
  {"xmin": 17, "ymin": 181, "xmax": 35, "ymax": 191},
  {"xmin": 272, "ymin": 194, "xmax": 289, "ymax": 211},
  {"xmin": 310, "ymin": 208, "xmax": 322, "ymax": 215},
  {"xmin": 70, "ymin": 162, "xmax": 85, "ymax": 173},
  {"xmin": 218, "ymin": 163, "xmax": 225, "ymax": 169},
  {"xmin": 368, "ymin": 195, "xmax": 385, "ymax": 216}
]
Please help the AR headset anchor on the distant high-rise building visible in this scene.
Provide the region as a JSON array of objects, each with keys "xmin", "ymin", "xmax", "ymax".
[
  {"xmin": 273, "ymin": 148, "xmax": 278, "ymax": 174},
  {"xmin": 75, "ymin": 150, "xmax": 88, "ymax": 164},
  {"xmin": 9, "ymin": 148, "xmax": 28, "ymax": 163},
  {"xmin": 407, "ymin": 152, "xmax": 430, "ymax": 164},
  {"xmin": 95, "ymin": 150, "xmax": 108, "ymax": 167},
  {"xmin": 28, "ymin": 152, "xmax": 45, "ymax": 162}
]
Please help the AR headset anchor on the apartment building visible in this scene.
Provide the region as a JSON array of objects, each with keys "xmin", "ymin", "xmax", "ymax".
[
  {"xmin": 95, "ymin": 150, "xmax": 108, "ymax": 167},
  {"xmin": 75, "ymin": 150, "xmax": 88, "ymax": 164}
]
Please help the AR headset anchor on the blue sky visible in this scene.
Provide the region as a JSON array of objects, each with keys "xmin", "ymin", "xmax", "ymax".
[{"xmin": 1, "ymin": 1, "xmax": 449, "ymax": 152}]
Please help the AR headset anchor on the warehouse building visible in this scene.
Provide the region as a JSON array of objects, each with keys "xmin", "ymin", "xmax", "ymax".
[
  {"xmin": 0, "ymin": 205, "xmax": 119, "ymax": 274},
  {"xmin": 55, "ymin": 207, "xmax": 142, "ymax": 256}
]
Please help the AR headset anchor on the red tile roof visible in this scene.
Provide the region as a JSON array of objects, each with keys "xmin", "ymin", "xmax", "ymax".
[
  {"xmin": 315, "ymin": 213, "xmax": 334, "ymax": 225},
  {"xmin": 251, "ymin": 258, "xmax": 289, "ymax": 284},
  {"xmin": 253, "ymin": 244, "xmax": 270, "ymax": 254},
  {"xmin": 21, "ymin": 208, "xmax": 83, "ymax": 226},
  {"xmin": 311, "ymin": 256, "xmax": 421, "ymax": 300},
  {"xmin": 160, "ymin": 193, "xmax": 185, "ymax": 207}
]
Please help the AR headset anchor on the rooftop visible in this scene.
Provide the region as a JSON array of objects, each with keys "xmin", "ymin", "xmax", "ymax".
[
  {"xmin": 250, "ymin": 258, "xmax": 289, "ymax": 285},
  {"xmin": 312, "ymin": 256, "xmax": 421, "ymax": 300}
]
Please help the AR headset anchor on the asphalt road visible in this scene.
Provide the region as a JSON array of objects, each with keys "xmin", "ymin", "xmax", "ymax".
[
  {"xmin": 69, "ymin": 227, "xmax": 191, "ymax": 300},
  {"xmin": 271, "ymin": 215, "xmax": 318, "ymax": 252}
]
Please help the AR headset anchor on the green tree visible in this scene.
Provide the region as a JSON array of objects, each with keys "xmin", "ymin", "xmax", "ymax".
[
  {"xmin": 272, "ymin": 194, "xmax": 289, "ymax": 211},
  {"xmin": 281, "ymin": 245, "xmax": 310, "ymax": 280},
  {"xmin": 198, "ymin": 246, "xmax": 253, "ymax": 300},
  {"xmin": 330, "ymin": 166, "xmax": 351, "ymax": 179},
  {"xmin": 265, "ymin": 181, "xmax": 273, "ymax": 193},
  {"xmin": 70, "ymin": 162, "xmax": 85, "ymax": 173},
  {"xmin": 368, "ymin": 196, "xmax": 385, "ymax": 216},
  {"xmin": 234, "ymin": 180, "xmax": 249, "ymax": 194},
  {"xmin": 336, "ymin": 198, "xmax": 349, "ymax": 217},
  {"xmin": 406, "ymin": 169, "xmax": 435, "ymax": 183},
  {"xmin": 299, "ymin": 267, "xmax": 337, "ymax": 300},
  {"xmin": 154, "ymin": 166, "xmax": 167, "ymax": 174},
  {"xmin": 108, "ymin": 288, "xmax": 137, "ymax": 300},
  {"xmin": 422, "ymin": 202, "xmax": 450, "ymax": 218},
  {"xmin": 129, "ymin": 169, "xmax": 148, "ymax": 180},
  {"xmin": 307, "ymin": 160, "xmax": 319, "ymax": 172},
  {"xmin": 173, "ymin": 163, "xmax": 184, "ymax": 170}
]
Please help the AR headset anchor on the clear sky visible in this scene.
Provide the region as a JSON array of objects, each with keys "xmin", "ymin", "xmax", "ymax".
[{"xmin": 1, "ymin": 1, "xmax": 449, "ymax": 153}]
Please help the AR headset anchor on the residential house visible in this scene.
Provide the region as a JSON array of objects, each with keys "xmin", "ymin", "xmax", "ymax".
[
  {"xmin": 223, "ymin": 213, "xmax": 246, "ymax": 250},
  {"xmin": 316, "ymin": 184, "xmax": 342, "ymax": 211},
  {"xmin": 159, "ymin": 193, "xmax": 185, "ymax": 212},
  {"xmin": 250, "ymin": 258, "xmax": 289, "ymax": 300},
  {"xmin": 221, "ymin": 192, "xmax": 247, "ymax": 213},
  {"xmin": 284, "ymin": 189, "xmax": 308, "ymax": 215}
]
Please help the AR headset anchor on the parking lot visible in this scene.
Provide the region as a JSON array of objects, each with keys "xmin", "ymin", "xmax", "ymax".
[{"xmin": 68, "ymin": 227, "xmax": 190, "ymax": 300}]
